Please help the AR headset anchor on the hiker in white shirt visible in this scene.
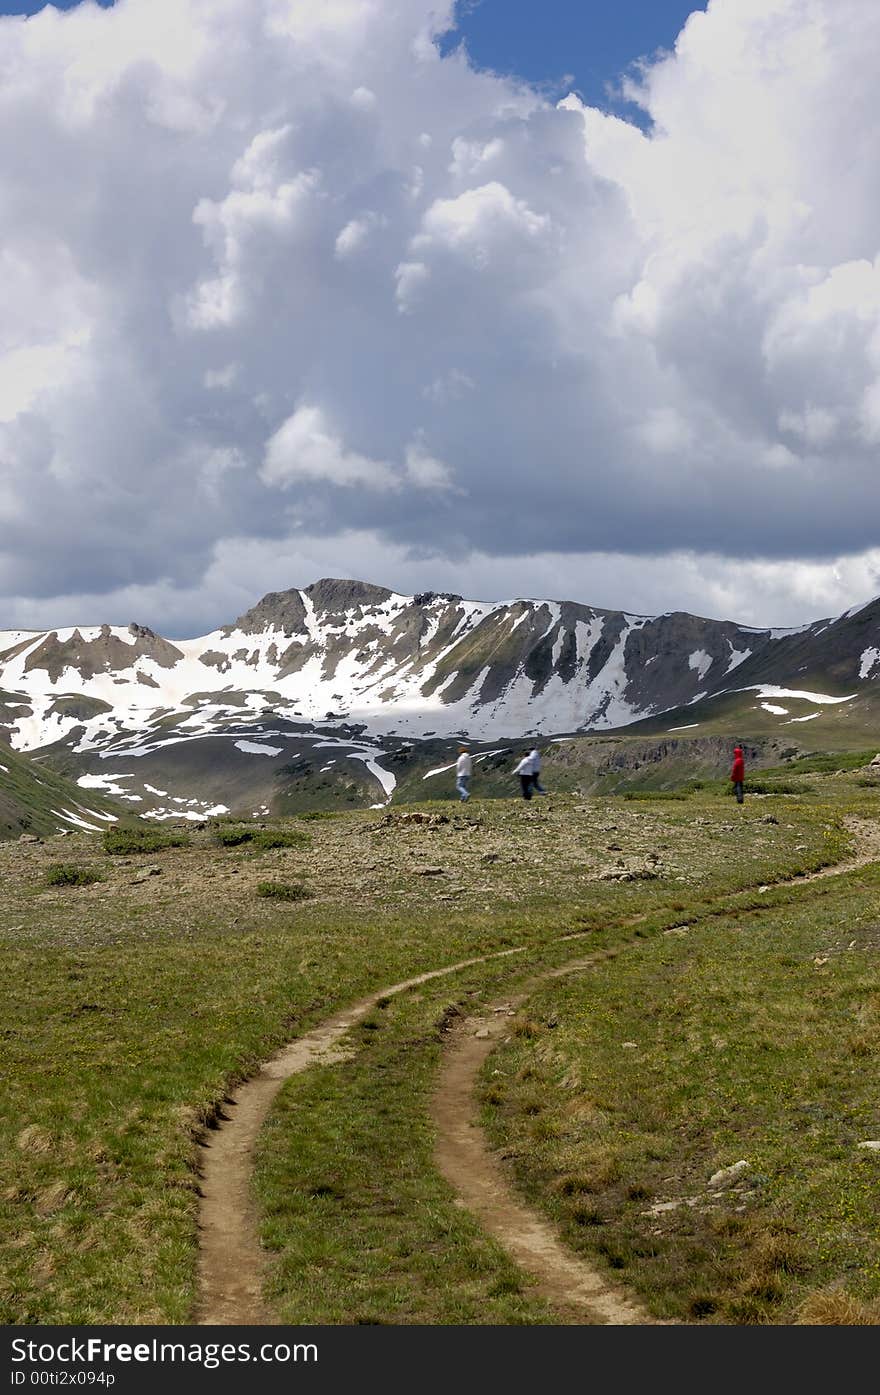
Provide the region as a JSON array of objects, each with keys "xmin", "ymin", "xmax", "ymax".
[
  {"xmin": 513, "ymin": 752, "xmax": 535, "ymax": 799},
  {"xmin": 528, "ymin": 747, "xmax": 547, "ymax": 794},
  {"xmin": 455, "ymin": 747, "xmax": 473, "ymax": 801}
]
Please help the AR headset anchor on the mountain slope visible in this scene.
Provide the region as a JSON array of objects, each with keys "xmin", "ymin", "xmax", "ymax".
[
  {"xmin": 0, "ymin": 580, "xmax": 878, "ymax": 815},
  {"xmin": 0, "ymin": 740, "xmax": 122, "ymax": 841}
]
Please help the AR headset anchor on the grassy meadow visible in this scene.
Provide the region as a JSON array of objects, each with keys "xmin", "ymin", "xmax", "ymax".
[{"xmin": 1, "ymin": 764, "xmax": 878, "ymax": 1324}]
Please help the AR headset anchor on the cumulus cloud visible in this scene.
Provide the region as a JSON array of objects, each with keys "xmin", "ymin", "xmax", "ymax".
[
  {"xmin": 262, "ymin": 404, "xmax": 398, "ymax": 490},
  {"xmin": 1, "ymin": 0, "xmax": 880, "ymax": 631}
]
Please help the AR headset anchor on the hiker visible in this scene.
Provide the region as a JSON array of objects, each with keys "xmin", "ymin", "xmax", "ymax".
[
  {"xmin": 528, "ymin": 746, "xmax": 547, "ymax": 795},
  {"xmin": 731, "ymin": 745, "xmax": 745, "ymax": 804},
  {"xmin": 455, "ymin": 746, "xmax": 473, "ymax": 802},
  {"xmin": 513, "ymin": 751, "xmax": 535, "ymax": 799}
]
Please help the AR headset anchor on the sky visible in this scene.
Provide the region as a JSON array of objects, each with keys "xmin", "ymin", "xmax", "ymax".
[{"xmin": 1, "ymin": 0, "xmax": 880, "ymax": 636}]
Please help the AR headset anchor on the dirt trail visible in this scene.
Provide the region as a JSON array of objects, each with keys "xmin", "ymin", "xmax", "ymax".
[
  {"xmin": 797, "ymin": 815, "xmax": 880, "ymax": 881},
  {"xmin": 197, "ymin": 816, "xmax": 880, "ymax": 1325},
  {"xmin": 196, "ymin": 947, "xmax": 524, "ymax": 1324},
  {"xmin": 432, "ymin": 952, "xmax": 651, "ymax": 1325}
]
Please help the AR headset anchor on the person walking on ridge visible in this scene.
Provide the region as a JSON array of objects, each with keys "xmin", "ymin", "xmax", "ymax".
[
  {"xmin": 455, "ymin": 747, "xmax": 473, "ymax": 802},
  {"xmin": 528, "ymin": 746, "xmax": 547, "ymax": 795},
  {"xmin": 731, "ymin": 745, "xmax": 745, "ymax": 804},
  {"xmin": 513, "ymin": 751, "xmax": 535, "ymax": 799}
]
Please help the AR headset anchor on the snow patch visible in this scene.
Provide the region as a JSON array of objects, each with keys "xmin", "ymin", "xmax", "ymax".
[
  {"xmin": 77, "ymin": 773, "xmax": 136, "ymax": 797},
  {"xmin": 725, "ymin": 643, "xmax": 752, "ymax": 674},
  {"xmin": 859, "ymin": 647, "xmax": 880, "ymax": 679},
  {"xmin": 234, "ymin": 740, "xmax": 284, "ymax": 755},
  {"xmin": 688, "ymin": 650, "xmax": 713, "ymax": 682},
  {"xmin": 50, "ymin": 808, "xmax": 104, "ymax": 832},
  {"xmin": 736, "ymin": 685, "xmax": 856, "ymax": 705}
]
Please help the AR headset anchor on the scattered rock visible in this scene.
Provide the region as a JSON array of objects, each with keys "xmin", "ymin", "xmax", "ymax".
[
  {"xmin": 621, "ymin": 1041, "xmax": 639, "ymax": 1049},
  {"xmin": 708, "ymin": 1160, "xmax": 750, "ymax": 1190},
  {"xmin": 813, "ymin": 955, "xmax": 829, "ymax": 967},
  {"xmin": 758, "ymin": 885, "xmax": 770, "ymax": 893},
  {"xmin": 481, "ymin": 852, "xmax": 499, "ymax": 863},
  {"xmin": 384, "ymin": 811, "xmax": 449, "ymax": 828},
  {"xmin": 600, "ymin": 866, "xmax": 659, "ymax": 882},
  {"xmin": 18, "ymin": 834, "xmax": 42, "ymax": 845},
  {"xmin": 663, "ymin": 927, "xmax": 689, "ymax": 937},
  {"xmin": 761, "ymin": 814, "xmax": 779, "ymax": 825},
  {"xmin": 474, "ymin": 1027, "xmax": 491, "ymax": 1040},
  {"xmin": 414, "ymin": 866, "xmax": 445, "ymax": 877},
  {"xmin": 133, "ymin": 865, "xmax": 162, "ymax": 884},
  {"xmin": 857, "ymin": 1140, "xmax": 880, "ymax": 1151}
]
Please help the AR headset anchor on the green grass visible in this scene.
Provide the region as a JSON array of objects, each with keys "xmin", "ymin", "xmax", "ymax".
[
  {"xmin": 766, "ymin": 750, "xmax": 877, "ymax": 777},
  {"xmin": 255, "ymin": 969, "xmax": 567, "ymax": 1325},
  {"xmin": 0, "ymin": 740, "xmax": 123, "ymax": 841},
  {"xmin": 0, "ymin": 781, "xmax": 876, "ymax": 1323},
  {"xmin": 480, "ymin": 866, "xmax": 880, "ymax": 1323},
  {"xmin": 734, "ymin": 781, "xmax": 815, "ymax": 797}
]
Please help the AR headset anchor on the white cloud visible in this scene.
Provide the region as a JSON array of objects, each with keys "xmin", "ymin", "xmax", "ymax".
[
  {"xmin": 413, "ymin": 181, "xmax": 551, "ymax": 259},
  {"xmin": 404, "ymin": 437, "xmax": 458, "ymax": 492},
  {"xmin": 1, "ymin": 0, "xmax": 880, "ymax": 631},
  {"xmin": 261, "ymin": 405, "xmax": 398, "ymax": 491}
]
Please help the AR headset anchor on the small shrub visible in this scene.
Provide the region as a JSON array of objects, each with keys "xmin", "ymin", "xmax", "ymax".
[
  {"xmin": 571, "ymin": 1203, "xmax": 606, "ymax": 1227},
  {"xmin": 297, "ymin": 810, "xmax": 339, "ymax": 822},
  {"xmin": 252, "ymin": 828, "xmax": 310, "ymax": 850},
  {"xmin": 623, "ymin": 790, "xmax": 688, "ymax": 801},
  {"xmin": 796, "ymin": 1290, "xmax": 880, "ymax": 1325},
  {"xmin": 217, "ymin": 826, "xmax": 310, "ymax": 850},
  {"xmin": 215, "ymin": 827, "xmax": 254, "ymax": 847},
  {"xmin": 689, "ymin": 1294, "xmax": 719, "ymax": 1319},
  {"xmin": 626, "ymin": 1182, "xmax": 652, "ymax": 1201},
  {"xmin": 512, "ymin": 1015, "xmax": 544, "ymax": 1039},
  {"xmin": 256, "ymin": 880, "xmax": 312, "ymax": 901},
  {"xmin": 46, "ymin": 863, "xmax": 104, "ymax": 887},
  {"xmin": 726, "ymin": 781, "xmax": 812, "ymax": 796},
  {"xmin": 104, "ymin": 827, "xmax": 189, "ymax": 855}
]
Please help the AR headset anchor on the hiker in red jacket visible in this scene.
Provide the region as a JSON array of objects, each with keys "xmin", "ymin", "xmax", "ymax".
[{"xmin": 731, "ymin": 745, "xmax": 745, "ymax": 804}]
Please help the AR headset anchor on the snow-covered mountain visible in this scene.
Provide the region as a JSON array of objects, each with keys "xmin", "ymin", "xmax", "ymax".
[{"xmin": 1, "ymin": 578, "xmax": 878, "ymax": 816}]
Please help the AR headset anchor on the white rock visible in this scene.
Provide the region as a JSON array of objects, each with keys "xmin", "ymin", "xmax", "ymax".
[
  {"xmin": 708, "ymin": 1160, "xmax": 750, "ymax": 1189},
  {"xmin": 857, "ymin": 1140, "xmax": 880, "ymax": 1151}
]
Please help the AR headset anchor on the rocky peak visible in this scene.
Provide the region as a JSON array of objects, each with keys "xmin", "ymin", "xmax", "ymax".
[
  {"xmin": 228, "ymin": 588, "xmax": 308, "ymax": 638},
  {"xmin": 305, "ymin": 578, "xmax": 394, "ymax": 613}
]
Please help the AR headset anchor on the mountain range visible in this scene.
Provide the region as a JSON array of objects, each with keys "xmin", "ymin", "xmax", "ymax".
[{"xmin": 1, "ymin": 578, "xmax": 878, "ymax": 820}]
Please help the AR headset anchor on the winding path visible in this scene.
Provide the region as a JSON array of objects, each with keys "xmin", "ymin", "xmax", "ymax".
[
  {"xmin": 432, "ymin": 950, "xmax": 651, "ymax": 1325},
  {"xmin": 197, "ymin": 816, "xmax": 880, "ymax": 1326},
  {"xmin": 196, "ymin": 948, "xmax": 525, "ymax": 1324}
]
